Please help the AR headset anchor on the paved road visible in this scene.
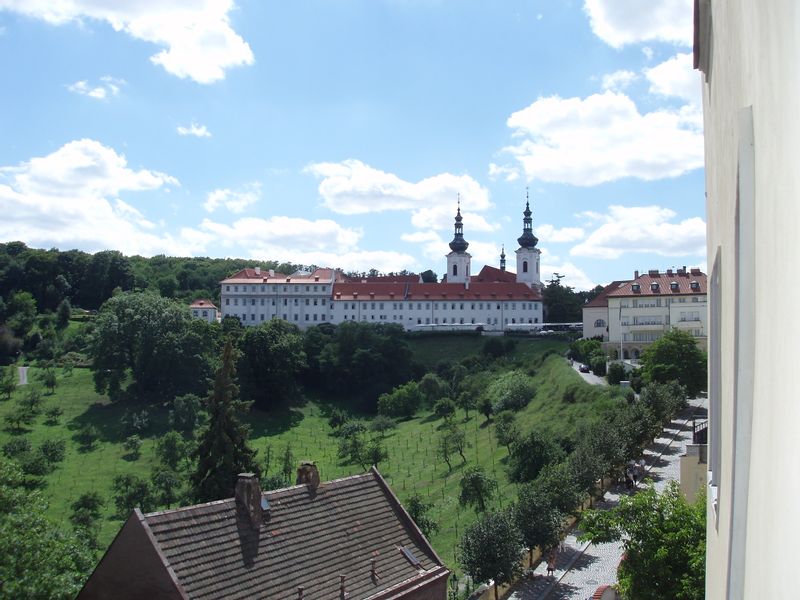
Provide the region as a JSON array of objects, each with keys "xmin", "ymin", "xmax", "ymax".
[
  {"xmin": 569, "ymin": 362, "xmax": 607, "ymax": 386},
  {"xmin": 505, "ymin": 397, "xmax": 707, "ymax": 600}
]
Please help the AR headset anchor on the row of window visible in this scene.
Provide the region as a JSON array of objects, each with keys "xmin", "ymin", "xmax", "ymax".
[
  {"xmin": 224, "ymin": 284, "xmax": 328, "ymax": 293},
  {"xmin": 619, "ymin": 296, "xmax": 702, "ymax": 308},
  {"xmin": 230, "ymin": 313, "xmax": 329, "ymax": 323},
  {"xmin": 332, "ymin": 302, "xmax": 539, "ymax": 310}
]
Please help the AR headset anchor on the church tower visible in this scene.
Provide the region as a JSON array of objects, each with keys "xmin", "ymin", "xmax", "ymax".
[
  {"xmin": 515, "ymin": 193, "xmax": 541, "ymax": 289},
  {"xmin": 500, "ymin": 245, "xmax": 506, "ymax": 271},
  {"xmin": 446, "ymin": 200, "xmax": 471, "ymax": 285}
]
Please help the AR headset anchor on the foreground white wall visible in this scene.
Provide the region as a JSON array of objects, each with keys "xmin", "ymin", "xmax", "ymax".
[{"xmin": 701, "ymin": 1, "xmax": 800, "ymax": 598}]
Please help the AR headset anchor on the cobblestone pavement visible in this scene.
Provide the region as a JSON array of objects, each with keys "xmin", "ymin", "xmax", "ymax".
[{"xmin": 505, "ymin": 397, "xmax": 707, "ymax": 600}]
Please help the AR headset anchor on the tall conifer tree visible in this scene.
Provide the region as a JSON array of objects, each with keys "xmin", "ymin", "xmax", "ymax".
[{"xmin": 192, "ymin": 340, "xmax": 260, "ymax": 502}]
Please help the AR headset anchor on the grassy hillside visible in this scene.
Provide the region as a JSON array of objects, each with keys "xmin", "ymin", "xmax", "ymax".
[{"xmin": 0, "ymin": 337, "xmax": 625, "ymax": 572}]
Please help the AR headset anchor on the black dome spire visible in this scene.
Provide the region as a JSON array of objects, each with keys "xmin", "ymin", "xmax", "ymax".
[
  {"xmin": 517, "ymin": 190, "xmax": 538, "ymax": 249},
  {"xmin": 448, "ymin": 197, "xmax": 469, "ymax": 253}
]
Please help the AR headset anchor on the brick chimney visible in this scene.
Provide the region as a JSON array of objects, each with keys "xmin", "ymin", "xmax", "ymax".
[
  {"xmin": 235, "ymin": 473, "xmax": 262, "ymax": 530},
  {"xmin": 296, "ymin": 462, "xmax": 320, "ymax": 491}
]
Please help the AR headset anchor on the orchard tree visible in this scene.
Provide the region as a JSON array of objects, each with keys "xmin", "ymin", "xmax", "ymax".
[
  {"xmin": 38, "ymin": 367, "xmax": 57, "ymax": 394},
  {"xmin": 192, "ymin": 340, "xmax": 260, "ymax": 502},
  {"xmin": 494, "ymin": 410, "xmax": 519, "ymax": 452},
  {"xmin": 580, "ymin": 482, "xmax": 706, "ymax": 600},
  {"xmin": 111, "ymin": 473, "xmax": 154, "ymax": 517},
  {"xmin": 0, "ymin": 366, "xmax": 15, "ymax": 401},
  {"xmin": 458, "ymin": 509, "xmax": 524, "ymax": 600},
  {"xmin": 458, "ymin": 466, "xmax": 498, "ymax": 513},
  {"xmin": 433, "ymin": 397, "xmax": 456, "ymax": 422},
  {"xmin": 406, "ymin": 493, "xmax": 439, "ymax": 538},
  {"xmin": 640, "ymin": 328, "xmax": 707, "ymax": 396}
]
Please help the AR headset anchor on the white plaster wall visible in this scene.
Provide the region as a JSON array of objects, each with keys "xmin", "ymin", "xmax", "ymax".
[{"xmin": 702, "ymin": 2, "xmax": 800, "ymax": 598}]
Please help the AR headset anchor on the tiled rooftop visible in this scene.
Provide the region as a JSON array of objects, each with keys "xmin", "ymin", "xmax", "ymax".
[{"xmin": 142, "ymin": 469, "xmax": 446, "ymax": 600}]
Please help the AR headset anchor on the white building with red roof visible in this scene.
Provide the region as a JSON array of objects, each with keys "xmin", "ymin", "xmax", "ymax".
[
  {"xmin": 189, "ymin": 298, "xmax": 219, "ymax": 323},
  {"xmin": 218, "ymin": 202, "xmax": 544, "ymax": 331},
  {"xmin": 599, "ymin": 268, "xmax": 707, "ymax": 360}
]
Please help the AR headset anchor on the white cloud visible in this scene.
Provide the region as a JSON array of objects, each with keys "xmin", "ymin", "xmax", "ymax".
[
  {"xmin": 539, "ymin": 260, "xmax": 596, "ymax": 291},
  {"xmin": 642, "ymin": 46, "xmax": 654, "ymax": 60},
  {"xmin": 570, "ymin": 205, "xmax": 706, "ymax": 259},
  {"xmin": 204, "ymin": 183, "xmax": 259, "ymax": 213},
  {"xmin": 67, "ymin": 76, "xmax": 125, "ymax": 99},
  {"xmin": 306, "ymin": 159, "xmax": 496, "ymax": 233},
  {"xmin": 2, "ymin": 1, "xmax": 253, "ymax": 84},
  {"xmin": 601, "ymin": 70, "xmax": 637, "ymax": 91},
  {"xmin": 583, "ymin": 0, "xmax": 693, "ymax": 48},
  {"xmin": 177, "ymin": 122, "xmax": 212, "ymax": 138},
  {"xmin": 488, "ymin": 163, "xmax": 521, "ymax": 182},
  {"xmin": 503, "ymin": 91, "xmax": 703, "ymax": 186},
  {"xmin": 644, "ymin": 52, "xmax": 700, "ymax": 105},
  {"xmin": 401, "ymin": 230, "xmax": 446, "ymax": 262},
  {"xmin": 199, "ymin": 216, "xmax": 414, "ymax": 272},
  {"xmin": 0, "ymin": 139, "xmax": 213, "ymax": 256},
  {"xmin": 535, "ymin": 224, "xmax": 585, "ymax": 243}
]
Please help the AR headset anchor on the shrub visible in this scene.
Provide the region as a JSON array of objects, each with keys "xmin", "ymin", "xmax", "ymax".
[
  {"xmin": 488, "ymin": 370, "xmax": 535, "ymax": 413},
  {"xmin": 607, "ymin": 362, "xmax": 627, "ymax": 385},
  {"xmin": 377, "ymin": 381, "xmax": 422, "ymax": 418},
  {"xmin": 369, "ymin": 415, "xmax": 397, "ymax": 436}
]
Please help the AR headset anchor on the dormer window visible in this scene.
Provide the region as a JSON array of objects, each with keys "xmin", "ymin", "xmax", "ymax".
[
  {"xmin": 670, "ymin": 281, "xmax": 679, "ymax": 291},
  {"xmin": 651, "ymin": 282, "xmax": 660, "ymax": 292},
  {"xmin": 690, "ymin": 280, "xmax": 700, "ymax": 290},
  {"xmin": 632, "ymin": 283, "xmax": 641, "ymax": 292}
]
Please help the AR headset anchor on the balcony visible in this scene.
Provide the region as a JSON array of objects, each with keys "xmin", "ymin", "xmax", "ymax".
[{"xmin": 625, "ymin": 322, "xmax": 666, "ymax": 331}]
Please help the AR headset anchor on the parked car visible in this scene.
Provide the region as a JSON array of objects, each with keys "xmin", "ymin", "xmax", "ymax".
[{"xmin": 579, "ymin": 363, "xmax": 591, "ymax": 373}]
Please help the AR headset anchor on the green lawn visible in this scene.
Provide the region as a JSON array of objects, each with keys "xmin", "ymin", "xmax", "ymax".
[{"xmin": 0, "ymin": 337, "xmax": 624, "ymax": 573}]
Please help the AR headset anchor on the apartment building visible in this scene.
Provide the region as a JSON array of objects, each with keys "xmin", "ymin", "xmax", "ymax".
[{"xmin": 582, "ymin": 268, "xmax": 707, "ymax": 359}]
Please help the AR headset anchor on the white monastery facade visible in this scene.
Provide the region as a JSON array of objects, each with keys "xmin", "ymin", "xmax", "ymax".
[
  {"xmin": 582, "ymin": 268, "xmax": 707, "ymax": 359},
  {"xmin": 217, "ymin": 202, "xmax": 544, "ymax": 332}
]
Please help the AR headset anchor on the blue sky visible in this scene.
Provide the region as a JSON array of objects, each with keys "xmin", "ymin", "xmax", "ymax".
[{"xmin": 0, "ymin": 0, "xmax": 705, "ymax": 290}]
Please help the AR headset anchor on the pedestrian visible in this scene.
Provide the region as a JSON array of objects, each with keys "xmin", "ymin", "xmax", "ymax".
[{"xmin": 546, "ymin": 548, "xmax": 557, "ymax": 578}]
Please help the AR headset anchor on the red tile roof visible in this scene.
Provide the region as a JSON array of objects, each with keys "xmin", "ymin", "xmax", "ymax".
[
  {"xmin": 583, "ymin": 281, "xmax": 630, "ymax": 308},
  {"xmin": 189, "ymin": 299, "xmax": 218, "ymax": 309},
  {"xmin": 221, "ymin": 267, "xmax": 337, "ymax": 284},
  {"xmin": 86, "ymin": 469, "xmax": 447, "ymax": 600},
  {"xmin": 345, "ymin": 274, "xmax": 421, "ymax": 284},
  {"xmin": 333, "ymin": 282, "xmax": 410, "ymax": 301},
  {"xmin": 607, "ymin": 269, "xmax": 707, "ymax": 297},
  {"xmin": 407, "ymin": 282, "xmax": 542, "ymax": 301},
  {"xmin": 470, "ymin": 265, "xmax": 517, "ymax": 283}
]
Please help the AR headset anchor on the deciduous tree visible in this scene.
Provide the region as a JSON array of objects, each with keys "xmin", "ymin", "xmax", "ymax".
[
  {"xmin": 458, "ymin": 509, "xmax": 524, "ymax": 600},
  {"xmin": 0, "ymin": 456, "xmax": 95, "ymax": 598},
  {"xmin": 640, "ymin": 328, "xmax": 707, "ymax": 396},
  {"xmin": 458, "ymin": 466, "xmax": 498, "ymax": 513},
  {"xmin": 580, "ymin": 482, "xmax": 705, "ymax": 600}
]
